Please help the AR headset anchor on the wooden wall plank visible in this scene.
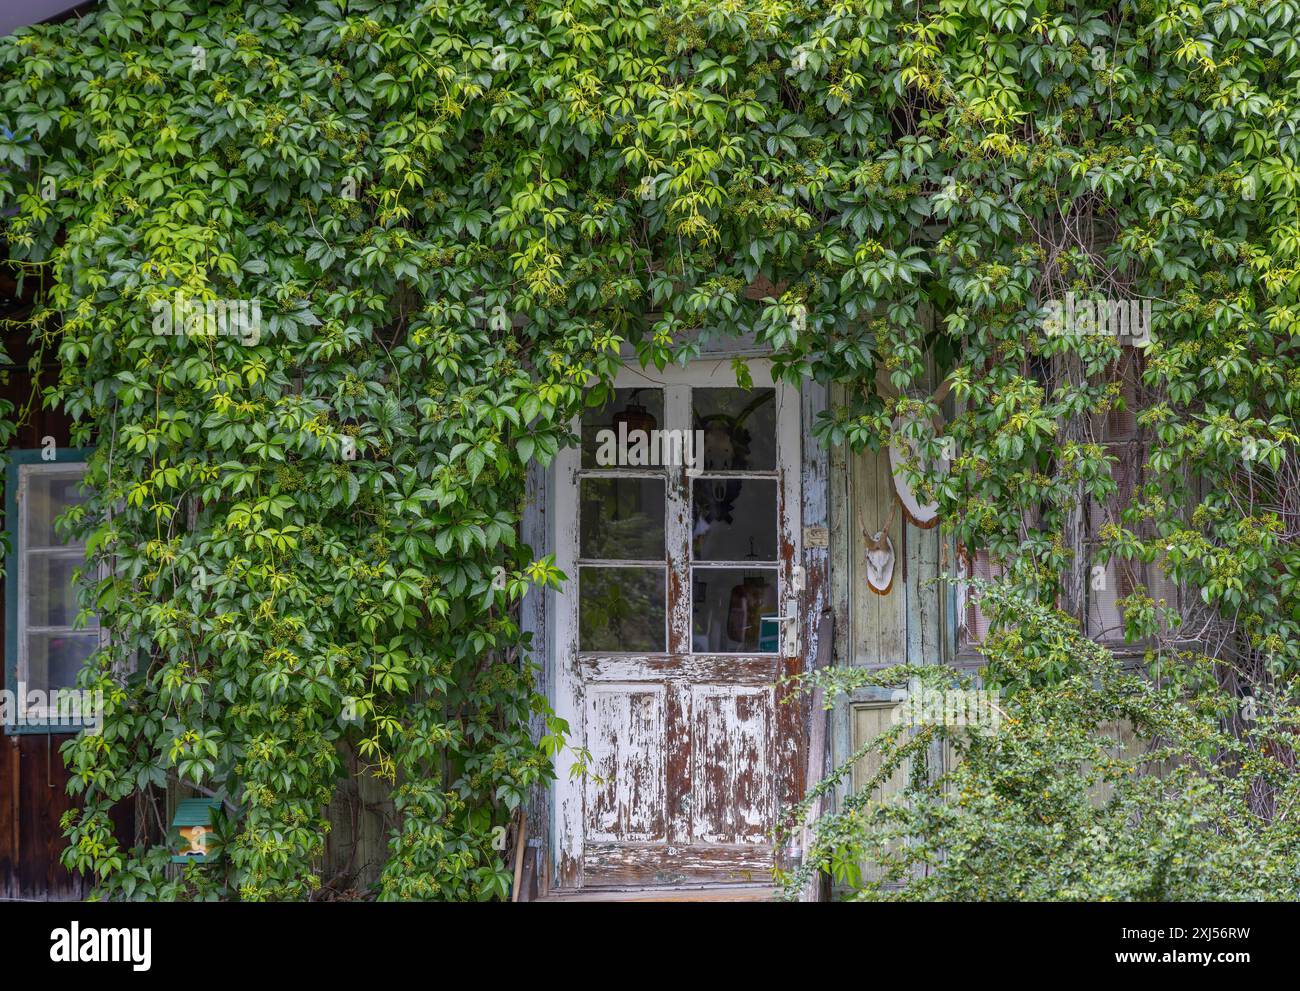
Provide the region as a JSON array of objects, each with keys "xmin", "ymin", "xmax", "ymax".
[
  {"xmin": 832, "ymin": 419, "xmax": 951, "ymax": 828},
  {"xmin": 549, "ymin": 420, "xmax": 583, "ymax": 889},
  {"xmin": 318, "ymin": 746, "xmax": 391, "ymax": 899},
  {"xmin": 580, "ymin": 841, "xmax": 772, "ymax": 887},
  {"xmin": 850, "ymin": 702, "xmax": 909, "ymax": 885},
  {"xmin": 662, "ymin": 384, "xmax": 693, "ymax": 852},
  {"xmin": 19, "ymin": 734, "xmax": 84, "ymax": 899},
  {"xmin": 827, "ymin": 386, "xmax": 854, "ymax": 816},
  {"xmin": 851, "ymin": 448, "xmax": 907, "ymax": 666},
  {"xmin": 904, "ymin": 524, "xmax": 942, "ymax": 665},
  {"xmin": 0, "ymin": 737, "xmax": 17, "ymax": 899}
]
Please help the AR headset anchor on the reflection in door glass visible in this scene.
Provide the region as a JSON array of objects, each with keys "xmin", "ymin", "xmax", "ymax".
[
  {"xmin": 693, "ymin": 388, "xmax": 776, "ymax": 471},
  {"xmin": 692, "ymin": 478, "xmax": 777, "ymax": 562},
  {"xmin": 581, "ymin": 478, "xmax": 665, "ymax": 560},
  {"xmin": 691, "ymin": 567, "xmax": 779, "ymax": 653},
  {"xmin": 581, "ymin": 388, "xmax": 666, "ymax": 469},
  {"xmin": 579, "ymin": 566, "xmax": 667, "ymax": 652}
]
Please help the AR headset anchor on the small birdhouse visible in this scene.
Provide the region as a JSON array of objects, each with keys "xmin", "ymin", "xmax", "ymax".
[{"xmin": 170, "ymin": 798, "xmax": 220, "ymax": 863}]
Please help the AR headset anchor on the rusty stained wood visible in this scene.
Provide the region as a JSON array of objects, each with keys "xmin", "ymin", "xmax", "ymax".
[
  {"xmin": 581, "ymin": 842, "xmax": 774, "ymax": 887},
  {"xmin": 585, "ymin": 686, "xmax": 667, "ymax": 842},
  {"xmin": 690, "ymin": 685, "xmax": 773, "ymax": 843},
  {"xmin": 578, "ymin": 653, "xmax": 782, "ymax": 684},
  {"xmin": 551, "ymin": 435, "xmax": 584, "ymax": 889},
  {"xmin": 798, "ymin": 613, "xmax": 833, "ymax": 870},
  {"xmin": 538, "ymin": 882, "xmax": 777, "ymax": 902},
  {"xmin": 792, "ymin": 381, "xmax": 831, "ymax": 899},
  {"xmin": 772, "ymin": 376, "xmax": 805, "ymax": 823},
  {"xmin": 663, "ymin": 383, "xmax": 693, "ymax": 851},
  {"xmin": 826, "ymin": 389, "xmax": 857, "ymax": 821}
]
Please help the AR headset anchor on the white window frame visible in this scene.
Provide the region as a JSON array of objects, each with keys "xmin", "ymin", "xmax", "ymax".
[{"xmin": 4, "ymin": 451, "xmax": 101, "ymax": 733}]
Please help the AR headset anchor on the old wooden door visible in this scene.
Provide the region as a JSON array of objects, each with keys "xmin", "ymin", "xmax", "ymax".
[{"xmin": 552, "ymin": 360, "xmax": 802, "ymax": 888}]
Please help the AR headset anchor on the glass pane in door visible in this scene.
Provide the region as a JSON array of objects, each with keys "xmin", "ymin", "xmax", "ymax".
[
  {"xmin": 691, "ymin": 478, "xmax": 777, "ymax": 561},
  {"xmin": 580, "ymin": 478, "xmax": 665, "ymax": 559},
  {"xmin": 579, "ymin": 566, "xmax": 667, "ymax": 652},
  {"xmin": 692, "ymin": 388, "xmax": 776, "ymax": 470},
  {"xmin": 24, "ymin": 468, "xmax": 90, "ymax": 547},
  {"xmin": 691, "ymin": 567, "xmax": 779, "ymax": 653},
  {"xmin": 581, "ymin": 388, "xmax": 666, "ymax": 468}
]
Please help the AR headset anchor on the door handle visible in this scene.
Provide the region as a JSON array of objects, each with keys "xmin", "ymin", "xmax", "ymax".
[{"xmin": 771, "ymin": 612, "xmax": 799, "ymax": 658}]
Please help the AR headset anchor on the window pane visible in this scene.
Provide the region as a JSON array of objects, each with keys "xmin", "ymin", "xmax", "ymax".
[
  {"xmin": 581, "ymin": 388, "xmax": 665, "ymax": 469},
  {"xmin": 26, "ymin": 551, "xmax": 96, "ymax": 628},
  {"xmin": 1086, "ymin": 552, "xmax": 1139, "ymax": 642},
  {"xmin": 580, "ymin": 478, "xmax": 665, "ymax": 560},
  {"xmin": 960, "ymin": 551, "xmax": 1002, "ymax": 649},
  {"xmin": 692, "ymin": 478, "xmax": 777, "ymax": 561},
  {"xmin": 693, "ymin": 388, "xmax": 776, "ymax": 471},
  {"xmin": 579, "ymin": 566, "xmax": 666, "ymax": 652},
  {"xmin": 24, "ymin": 468, "xmax": 89, "ymax": 547},
  {"xmin": 25, "ymin": 632, "xmax": 97, "ymax": 693},
  {"xmin": 691, "ymin": 567, "xmax": 779, "ymax": 653}
]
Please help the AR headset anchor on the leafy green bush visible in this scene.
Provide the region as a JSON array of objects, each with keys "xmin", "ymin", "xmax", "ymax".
[{"xmin": 780, "ymin": 584, "xmax": 1300, "ymax": 901}]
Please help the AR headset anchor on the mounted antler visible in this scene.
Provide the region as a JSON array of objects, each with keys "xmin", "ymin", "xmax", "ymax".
[{"xmin": 863, "ymin": 526, "xmax": 896, "ymax": 596}]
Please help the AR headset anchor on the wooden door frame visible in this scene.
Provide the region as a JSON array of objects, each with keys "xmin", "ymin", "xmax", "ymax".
[{"xmin": 536, "ymin": 356, "xmax": 828, "ymax": 892}]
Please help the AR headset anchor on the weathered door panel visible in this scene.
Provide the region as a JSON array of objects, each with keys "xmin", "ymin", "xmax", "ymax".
[
  {"xmin": 689, "ymin": 685, "xmax": 773, "ymax": 844},
  {"xmin": 584, "ymin": 685, "xmax": 667, "ymax": 843}
]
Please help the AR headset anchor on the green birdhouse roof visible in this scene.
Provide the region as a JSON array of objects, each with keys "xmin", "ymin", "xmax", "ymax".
[{"xmin": 172, "ymin": 798, "xmax": 220, "ymax": 827}]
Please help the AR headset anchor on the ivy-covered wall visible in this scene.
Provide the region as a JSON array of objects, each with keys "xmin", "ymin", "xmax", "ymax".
[{"xmin": 0, "ymin": 0, "xmax": 1296, "ymax": 899}]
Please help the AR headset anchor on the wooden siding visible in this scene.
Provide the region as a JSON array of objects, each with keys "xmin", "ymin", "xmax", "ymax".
[
  {"xmin": 317, "ymin": 747, "xmax": 392, "ymax": 899},
  {"xmin": 846, "ymin": 445, "xmax": 945, "ymax": 669}
]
